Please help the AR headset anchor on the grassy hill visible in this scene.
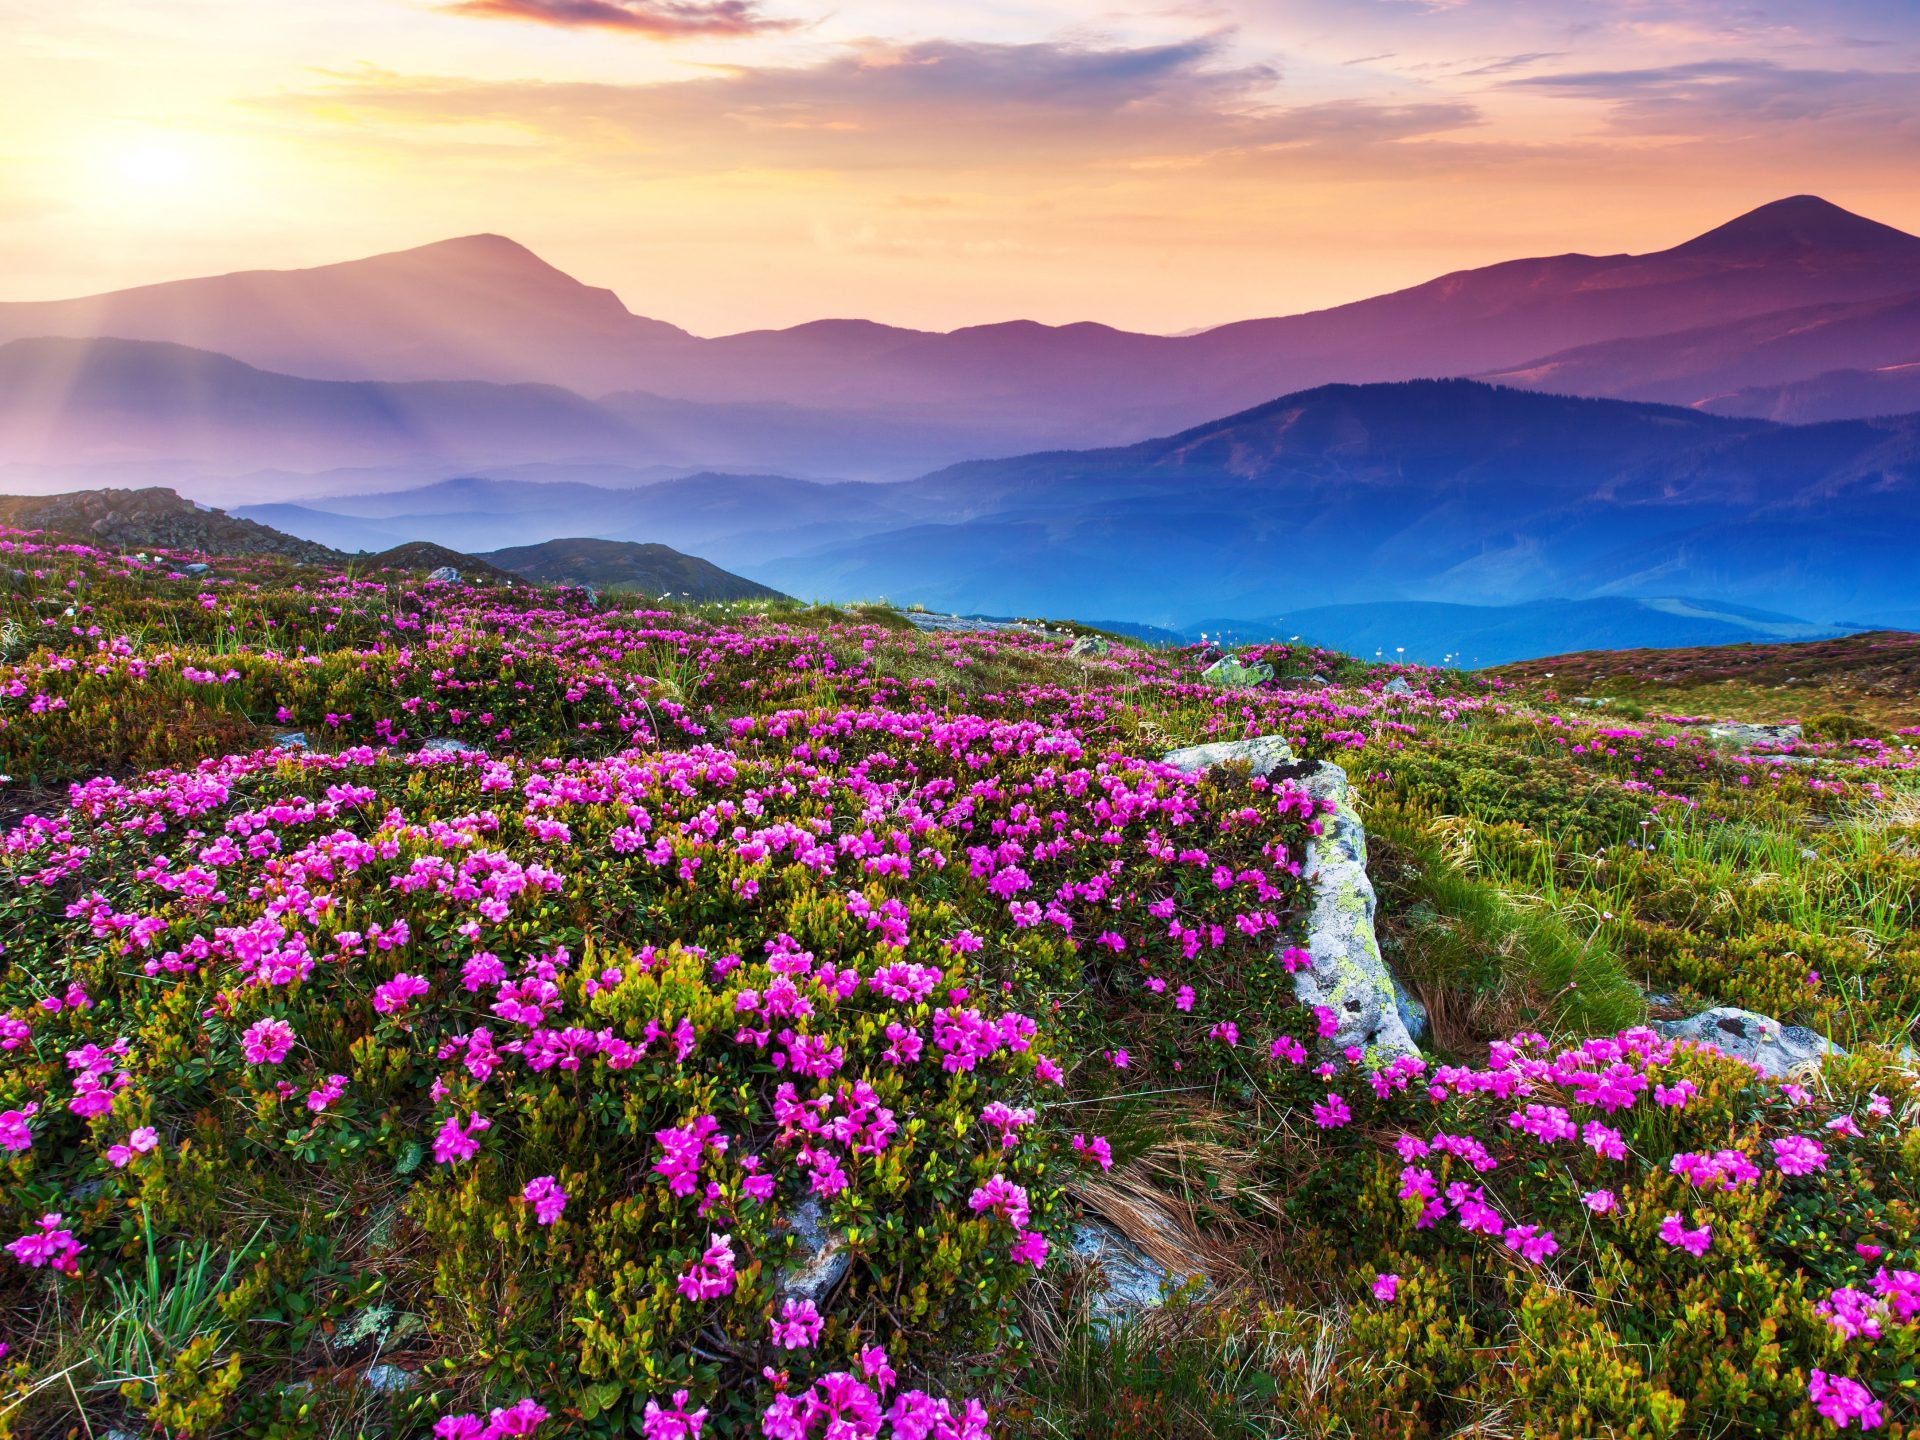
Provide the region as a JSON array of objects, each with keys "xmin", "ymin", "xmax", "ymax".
[{"xmin": 0, "ymin": 529, "xmax": 1913, "ymax": 1438}]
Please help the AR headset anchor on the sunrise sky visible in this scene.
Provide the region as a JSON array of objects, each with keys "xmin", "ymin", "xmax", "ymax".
[{"xmin": 2, "ymin": 0, "xmax": 1917, "ymax": 335}]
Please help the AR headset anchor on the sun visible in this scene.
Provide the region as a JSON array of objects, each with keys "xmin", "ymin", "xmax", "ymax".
[{"xmin": 112, "ymin": 139, "xmax": 198, "ymax": 190}]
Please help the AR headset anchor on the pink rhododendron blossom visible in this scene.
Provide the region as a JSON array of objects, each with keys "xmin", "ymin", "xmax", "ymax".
[
  {"xmin": 242, "ymin": 1018, "xmax": 295, "ymax": 1065},
  {"xmin": 522, "ymin": 1175, "xmax": 567, "ymax": 1225}
]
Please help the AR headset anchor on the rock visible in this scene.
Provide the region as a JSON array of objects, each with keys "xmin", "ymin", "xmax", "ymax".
[
  {"xmin": 1570, "ymin": 696, "xmax": 1614, "ymax": 708},
  {"xmin": 1199, "ymin": 655, "xmax": 1274, "ymax": 689},
  {"xmin": 1654, "ymin": 1006, "xmax": 1844, "ymax": 1077},
  {"xmin": 1392, "ymin": 978, "xmax": 1430, "ymax": 1045},
  {"xmin": 1288, "ymin": 760, "xmax": 1420, "ymax": 1061},
  {"xmin": 180, "ymin": 561, "xmax": 211, "ymax": 577},
  {"xmin": 1162, "ymin": 737, "xmax": 1418, "ymax": 1061},
  {"xmin": 360, "ymin": 1363, "xmax": 417, "ymax": 1396},
  {"xmin": 1383, "ymin": 677, "xmax": 1413, "ymax": 696},
  {"xmin": 1068, "ymin": 635, "xmax": 1110, "ymax": 658},
  {"xmin": 1705, "ymin": 721, "xmax": 1801, "ymax": 750},
  {"xmin": 272, "ymin": 731, "xmax": 309, "ymax": 751},
  {"xmin": 777, "ymin": 1196, "xmax": 850, "ymax": 1306},
  {"xmin": 419, "ymin": 737, "xmax": 477, "ymax": 755},
  {"xmin": 1069, "ymin": 1218, "xmax": 1205, "ymax": 1326},
  {"xmin": 426, "ymin": 565, "xmax": 461, "ymax": 584},
  {"xmin": 1161, "ymin": 735, "xmax": 1295, "ymax": 777}
]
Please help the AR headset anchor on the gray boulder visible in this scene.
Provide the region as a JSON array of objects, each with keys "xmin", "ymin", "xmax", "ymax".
[
  {"xmin": 1654, "ymin": 1006, "xmax": 1843, "ymax": 1077},
  {"xmin": 419, "ymin": 737, "xmax": 477, "ymax": 756},
  {"xmin": 1161, "ymin": 737, "xmax": 1418, "ymax": 1061},
  {"xmin": 1383, "ymin": 677, "xmax": 1413, "ymax": 696},
  {"xmin": 1069, "ymin": 1217, "xmax": 1207, "ymax": 1326},
  {"xmin": 777, "ymin": 1197, "xmax": 850, "ymax": 1306},
  {"xmin": 1161, "ymin": 735, "xmax": 1295, "ymax": 777},
  {"xmin": 272, "ymin": 731, "xmax": 309, "ymax": 751},
  {"xmin": 426, "ymin": 566, "xmax": 461, "ymax": 584},
  {"xmin": 1705, "ymin": 721, "xmax": 1801, "ymax": 750},
  {"xmin": 1200, "ymin": 655, "xmax": 1274, "ymax": 689},
  {"xmin": 1068, "ymin": 635, "xmax": 1110, "ymax": 659},
  {"xmin": 1393, "ymin": 979, "xmax": 1430, "ymax": 1045},
  {"xmin": 180, "ymin": 562, "xmax": 211, "ymax": 577},
  {"xmin": 360, "ymin": 1363, "xmax": 417, "ymax": 1396}
]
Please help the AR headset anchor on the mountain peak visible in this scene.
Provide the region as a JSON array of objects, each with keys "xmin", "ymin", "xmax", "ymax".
[{"xmin": 1665, "ymin": 195, "xmax": 1920, "ymax": 260}]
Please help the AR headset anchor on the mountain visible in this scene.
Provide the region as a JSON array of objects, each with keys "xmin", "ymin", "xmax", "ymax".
[
  {"xmin": 8, "ymin": 196, "xmax": 1920, "ymax": 476},
  {"xmin": 0, "ymin": 235, "xmax": 687, "ymax": 390},
  {"xmin": 0, "ymin": 337, "xmax": 647, "ymax": 469},
  {"xmin": 246, "ymin": 380, "xmax": 1920, "ymax": 634},
  {"xmin": 479, "ymin": 538, "xmax": 786, "ymax": 602}
]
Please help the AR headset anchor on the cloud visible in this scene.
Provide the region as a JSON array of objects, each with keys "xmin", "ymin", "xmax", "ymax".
[
  {"xmin": 439, "ymin": 0, "xmax": 796, "ymax": 38},
  {"xmin": 1509, "ymin": 58, "xmax": 1920, "ymax": 137},
  {"xmin": 282, "ymin": 35, "xmax": 1480, "ymax": 175}
]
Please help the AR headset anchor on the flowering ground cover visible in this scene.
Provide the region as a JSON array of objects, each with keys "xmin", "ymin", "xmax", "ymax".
[{"xmin": 0, "ymin": 529, "xmax": 1916, "ymax": 1437}]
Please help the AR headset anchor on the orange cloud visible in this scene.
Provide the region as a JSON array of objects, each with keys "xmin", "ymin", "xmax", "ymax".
[{"xmin": 440, "ymin": 0, "xmax": 796, "ymax": 39}]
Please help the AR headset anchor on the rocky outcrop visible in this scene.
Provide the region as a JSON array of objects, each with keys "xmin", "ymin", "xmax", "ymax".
[
  {"xmin": 1655, "ymin": 1006, "xmax": 1844, "ymax": 1077},
  {"xmin": 1067, "ymin": 635, "xmax": 1110, "ymax": 658},
  {"xmin": 1069, "ymin": 1218, "xmax": 1206, "ymax": 1326},
  {"xmin": 1160, "ymin": 735, "xmax": 1419, "ymax": 1061},
  {"xmin": 777, "ymin": 1197, "xmax": 850, "ymax": 1306},
  {"xmin": 1705, "ymin": 720, "xmax": 1802, "ymax": 750},
  {"xmin": 1199, "ymin": 655, "xmax": 1274, "ymax": 689}
]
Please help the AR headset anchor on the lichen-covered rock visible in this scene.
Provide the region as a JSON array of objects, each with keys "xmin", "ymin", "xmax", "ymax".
[
  {"xmin": 426, "ymin": 566, "xmax": 462, "ymax": 584},
  {"xmin": 1068, "ymin": 1218, "xmax": 1206, "ymax": 1325},
  {"xmin": 1383, "ymin": 677, "xmax": 1413, "ymax": 696},
  {"xmin": 1654, "ymin": 1006, "xmax": 1843, "ymax": 1077},
  {"xmin": 1393, "ymin": 978, "xmax": 1430, "ymax": 1045},
  {"xmin": 1199, "ymin": 655, "xmax": 1274, "ymax": 689},
  {"xmin": 419, "ymin": 737, "xmax": 477, "ymax": 755},
  {"xmin": 1068, "ymin": 635, "xmax": 1110, "ymax": 658},
  {"xmin": 272, "ymin": 731, "xmax": 310, "ymax": 751},
  {"xmin": 361, "ymin": 1363, "xmax": 417, "ymax": 1395},
  {"xmin": 1289, "ymin": 760, "xmax": 1420, "ymax": 1060},
  {"xmin": 1161, "ymin": 738, "xmax": 1418, "ymax": 1061},
  {"xmin": 1160, "ymin": 735, "xmax": 1295, "ymax": 777},
  {"xmin": 777, "ymin": 1196, "xmax": 850, "ymax": 1306},
  {"xmin": 1705, "ymin": 721, "xmax": 1801, "ymax": 750}
]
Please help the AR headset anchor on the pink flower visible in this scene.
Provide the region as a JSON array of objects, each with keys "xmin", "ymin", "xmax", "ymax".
[
  {"xmin": 642, "ymin": 1390, "xmax": 708, "ymax": 1440},
  {"xmin": 1581, "ymin": 1189, "xmax": 1617, "ymax": 1214},
  {"xmin": 677, "ymin": 1234, "xmax": 737, "ymax": 1300},
  {"xmin": 1372, "ymin": 1273, "xmax": 1400, "ymax": 1302},
  {"xmin": 1657, "ymin": 1213, "xmax": 1712, "ymax": 1257},
  {"xmin": 433, "ymin": 1111, "xmax": 491, "ymax": 1165},
  {"xmin": 7, "ymin": 1213, "xmax": 84, "ymax": 1274},
  {"xmin": 1071, "ymin": 1133, "xmax": 1114, "ymax": 1172},
  {"xmin": 1010, "ymin": 1229, "xmax": 1050, "ymax": 1268},
  {"xmin": 968, "ymin": 1174, "xmax": 1032, "ymax": 1229},
  {"xmin": 770, "ymin": 1297, "xmax": 824, "ymax": 1350},
  {"xmin": 1311, "ymin": 1093, "xmax": 1351, "ymax": 1129},
  {"xmin": 1807, "ymin": 1370, "xmax": 1883, "ymax": 1431},
  {"xmin": 1772, "ymin": 1135, "xmax": 1828, "ymax": 1176},
  {"xmin": 523, "ymin": 1175, "xmax": 567, "ymax": 1225},
  {"xmin": 242, "ymin": 1018, "xmax": 295, "ymax": 1065},
  {"xmin": 307, "ymin": 1074, "xmax": 349, "ymax": 1112},
  {"xmin": 0, "ymin": 1104, "xmax": 37, "ymax": 1153},
  {"xmin": 372, "ymin": 972, "xmax": 431, "ymax": 1015},
  {"xmin": 1504, "ymin": 1224, "xmax": 1559, "ymax": 1264}
]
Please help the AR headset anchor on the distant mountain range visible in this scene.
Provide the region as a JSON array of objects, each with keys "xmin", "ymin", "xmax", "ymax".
[
  {"xmin": 3, "ymin": 195, "xmax": 1919, "ymax": 479},
  {"xmin": 236, "ymin": 380, "xmax": 1920, "ymax": 645}
]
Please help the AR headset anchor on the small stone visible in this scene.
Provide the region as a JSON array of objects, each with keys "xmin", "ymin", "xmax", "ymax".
[
  {"xmin": 1654, "ymin": 1006, "xmax": 1844, "ymax": 1078},
  {"xmin": 272, "ymin": 731, "xmax": 309, "ymax": 751},
  {"xmin": 180, "ymin": 562, "xmax": 211, "ymax": 577},
  {"xmin": 426, "ymin": 566, "xmax": 461, "ymax": 584},
  {"xmin": 1067, "ymin": 635, "xmax": 1110, "ymax": 658},
  {"xmin": 777, "ymin": 1196, "xmax": 850, "ymax": 1306},
  {"xmin": 1704, "ymin": 721, "xmax": 1801, "ymax": 750},
  {"xmin": 1383, "ymin": 677, "xmax": 1413, "ymax": 696},
  {"xmin": 360, "ymin": 1363, "xmax": 417, "ymax": 1396},
  {"xmin": 419, "ymin": 738, "xmax": 476, "ymax": 755},
  {"xmin": 1199, "ymin": 655, "xmax": 1274, "ymax": 689}
]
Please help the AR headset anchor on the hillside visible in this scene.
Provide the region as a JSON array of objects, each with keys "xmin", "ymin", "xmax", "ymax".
[
  {"xmin": 481, "ymin": 536, "xmax": 786, "ymax": 601},
  {"xmin": 0, "ymin": 485, "xmax": 337, "ymax": 562},
  {"xmin": 0, "ymin": 533, "xmax": 1913, "ymax": 1437}
]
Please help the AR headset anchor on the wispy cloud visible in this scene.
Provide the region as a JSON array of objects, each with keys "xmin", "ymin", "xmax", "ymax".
[
  {"xmin": 284, "ymin": 35, "xmax": 1479, "ymax": 174},
  {"xmin": 439, "ymin": 0, "xmax": 797, "ymax": 38},
  {"xmin": 1509, "ymin": 58, "xmax": 1920, "ymax": 136}
]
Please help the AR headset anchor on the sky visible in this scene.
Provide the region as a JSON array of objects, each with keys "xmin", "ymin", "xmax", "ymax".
[{"xmin": 1, "ymin": 0, "xmax": 1917, "ymax": 335}]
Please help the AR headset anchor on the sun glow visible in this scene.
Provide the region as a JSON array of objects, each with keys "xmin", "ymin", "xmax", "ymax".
[{"xmin": 112, "ymin": 139, "xmax": 198, "ymax": 190}]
